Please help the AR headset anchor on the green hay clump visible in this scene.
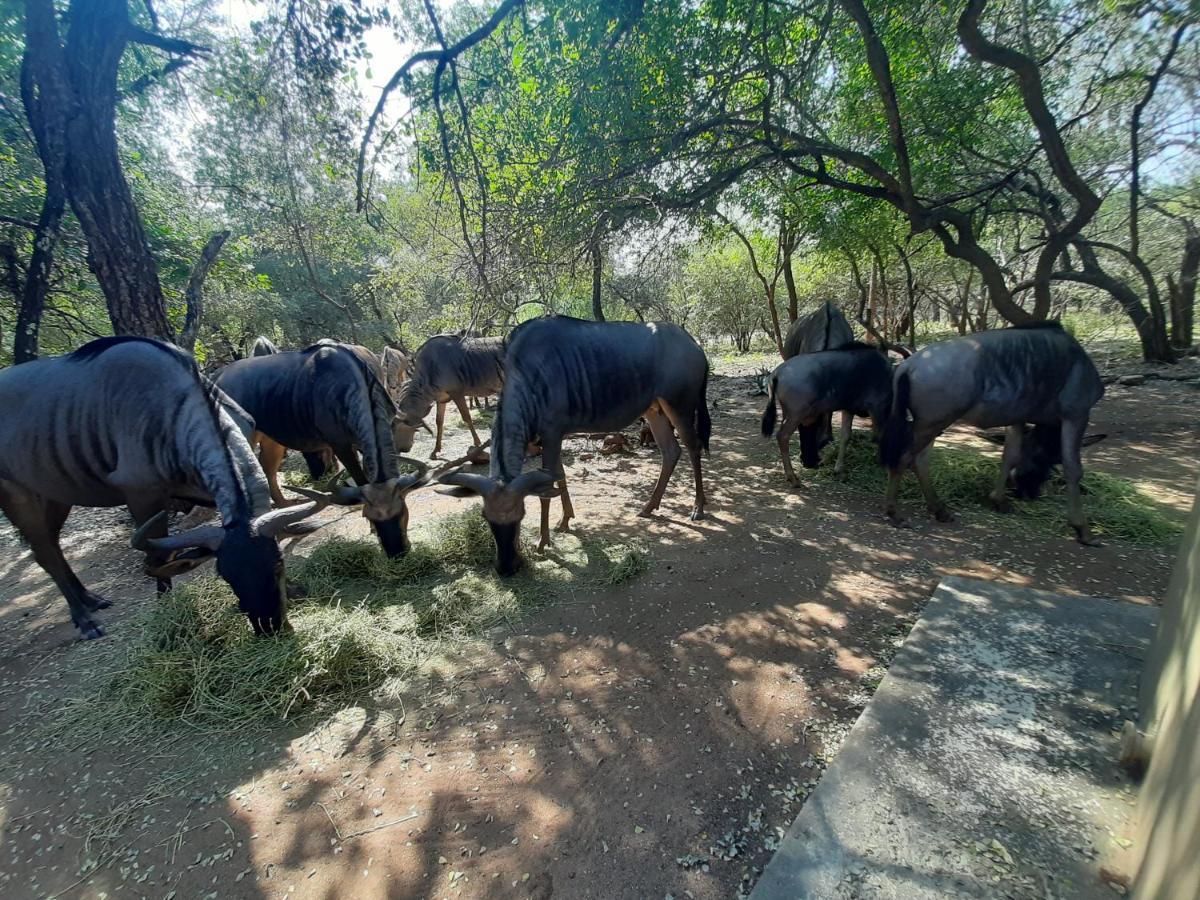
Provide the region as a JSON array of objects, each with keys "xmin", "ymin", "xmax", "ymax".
[
  {"xmin": 62, "ymin": 509, "xmax": 641, "ymax": 733},
  {"xmin": 805, "ymin": 432, "xmax": 1185, "ymax": 548}
]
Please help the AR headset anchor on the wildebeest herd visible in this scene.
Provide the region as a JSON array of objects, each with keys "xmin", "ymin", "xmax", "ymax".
[{"xmin": 0, "ymin": 306, "xmax": 1107, "ymax": 639}]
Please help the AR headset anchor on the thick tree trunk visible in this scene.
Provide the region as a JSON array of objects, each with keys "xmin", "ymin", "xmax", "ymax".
[{"xmin": 23, "ymin": 0, "xmax": 189, "ymax": 342}]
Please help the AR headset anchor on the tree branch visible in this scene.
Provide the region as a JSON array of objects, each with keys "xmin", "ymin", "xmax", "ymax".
[{"xmin": 180, "ymin": 230, "xmax": 230, "ymax": 354}]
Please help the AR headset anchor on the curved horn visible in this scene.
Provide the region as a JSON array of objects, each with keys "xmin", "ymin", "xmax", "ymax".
[
  {"xmin": 131, "ymin": 510, "xmax": 170, "ymax": 551},
  {"xmin": 145, "ymin": 524, "xmax": 226, "ymax": 553},
  {"xmin": 254, "ymin": 497, "xmax": 330, "ymax": 537},
  {"xmin": 436, "ymin": 469, "xmax": 499, "ymax": 497},
  {"xmin": 507, "ymin": 469, "xmax": 559, "ymax": 499}
]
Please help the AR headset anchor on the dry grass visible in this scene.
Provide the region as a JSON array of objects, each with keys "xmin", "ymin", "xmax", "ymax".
[{"xmin": 53, "ymin": 510, "xmax": 646, "ymax": 735}]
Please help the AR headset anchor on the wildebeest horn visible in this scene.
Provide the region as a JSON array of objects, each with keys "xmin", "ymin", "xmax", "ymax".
[
  {"xmin": 288, "ymin": 483, "xmax": 365, "ymax": 506},
  {"xmin": 437, "ymin": 469, "xmax": 499, "ymax": 497},
  {"xmin": 253, "ymin": 496, "xmax": 331, "ymax": 537},
  {"xmin": 135, "ymin": 518, "xmax": 227, "ymax": 553},
  {"xmin": 507, "ymin": 470, "xmax": 560, "ymax": 499}
]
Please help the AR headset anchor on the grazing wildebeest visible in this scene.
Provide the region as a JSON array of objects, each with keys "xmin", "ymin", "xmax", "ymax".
[
  {"xmin": 392, "ymin": 334, "xmax": 506, "ymax": 458},
  {"xmin": 214, "ymin": 341, "xmax": 429, "ymax": 557},
  {"xmin": 248, "ymin": 335, "xmax": 338, "ymax": 481},
  {"xmin": 761, "ymin": 343, "xmax": 893, "ymax": 485},
  {"xmin": 781, "ymin": 301, "xmax": 857, "ymax": 451},
  {"xmin": 782, "ymin": 300, "xmax": 856, "ymax": 359},
  {"xmin": 438, "ymin": 316, "xmax": 711, "ymax": 576},
  {"xmin": 879, "ymin": 321, "xmax": 1106, "ymax": 543},
  {"xmin": 0, "ymin": 337, "xmax": 326, "ymax": 639},
  {"xmin": 380, "ymin": 346, "xmax": 409, "ymax": 401}
]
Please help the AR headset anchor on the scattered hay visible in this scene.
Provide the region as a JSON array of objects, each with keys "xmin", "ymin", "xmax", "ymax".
[
  {"xmin": 59, "ymin": 509, "xmax": 644, "ymax": 734},
  {"xmin": 808, "ymin": 432, "xmax": 1184, "ymax": 548}
]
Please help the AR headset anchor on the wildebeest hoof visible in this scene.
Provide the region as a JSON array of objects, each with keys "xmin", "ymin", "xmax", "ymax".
[
  {"xmin": 82, "ymin": 592, "xmax": 111, "ymax": 611},
  {"xmin": 637, "ymin": 505, "xmax": 657, "ymax": 518},
  {"xmin": 690, "ymin": 507, "xmax": 705, "ymax": 522},
  {"xmin": 933, "ymin": 507, "xmax": 955, "ymax": 523},
  {"xmin": 986, "ymin": 496, "xmax": 1014, "ymax": 514},
  {"xmin": 554, "ymin": 521, "xmax": 572, "ymax": 534},
  {"xmin": 1074, "ymin": 528, "xmax": 1103, "ymax": 547},
  {"xmin": 77, "ymin": 619, "xmax": 106, "ymax": 640},
  {"xmin": 536, "ymin": 539, "xmax": 550, "ymax": 552},
  {"xmin": 887, "ymin": 514, "xmax": 911, "ymax": 530},
  {"xmin": 286, "ymin": 581, "xmax": 309, "ymax": 600}
]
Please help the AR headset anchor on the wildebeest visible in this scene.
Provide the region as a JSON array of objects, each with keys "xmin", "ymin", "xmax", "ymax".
[
  {"xmin": 438, "ymin": 316, "xmax": 711, "ymax": 576},
  {"xmin": 380, "ymin": 346, "xmax": 409, "ymax": 401},
  {"xmin": 214, "ymin": 341, "xmax": 429, "ymax": 557},
  {"xmin": 761, "ymin": 343, "xmax": 893, "ymax": 485},
  {"xmin": 0, "ymin": 337, "xmax": 326, "ymax": 639},
  {"xmin": 252, "ymin": 336, "xmax": 279, "ymax": 357},
  {"xmin": 782, "ymin": 300, "xmax": 855, "ymax": 359},
  {"xmin": 248, "ymin": 335, "xmax": 338, "ymax": 481},
  {"xmin": 781, "ymin": 301, "xmax": 857, "ymax": 451},
  {"xmin": 879, "ymin": 321, "xmax": 1105, "ymax": 543},
  {"xmin": 392, "ymin": 334, "xmax": 506, "ymax": 458}
]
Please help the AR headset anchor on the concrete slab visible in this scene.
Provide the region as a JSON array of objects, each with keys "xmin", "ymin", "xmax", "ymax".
[{"xmin": 752, "ymin": 576, "xmax": 1157, "ymax": 899}]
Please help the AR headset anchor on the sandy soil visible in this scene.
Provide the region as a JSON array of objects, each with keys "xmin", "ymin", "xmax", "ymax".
[{"xmin": 0, "ymin": 355, "xmax": 1196, "ymax": 900}]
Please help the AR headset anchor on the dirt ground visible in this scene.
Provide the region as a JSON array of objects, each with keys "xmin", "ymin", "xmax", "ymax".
[{"xmin": 1, "ymin": 354, "xmax": 1197, "ymax": 900}]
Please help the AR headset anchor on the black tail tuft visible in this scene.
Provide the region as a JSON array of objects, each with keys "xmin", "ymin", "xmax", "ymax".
[
  {"xmin": 799, "ymin": 423, "xmax": 823, "ymax": 468},
  {"xmin": 879, "ymin": 370, "xmax": 913, "ymax": 470},
  {"xmin": 760, "ymin": 373, "xmax": 778, "ymax": 437},
  {"xmin": 695, "ymin": 364, "xmax": 713, "ymax": 454}
]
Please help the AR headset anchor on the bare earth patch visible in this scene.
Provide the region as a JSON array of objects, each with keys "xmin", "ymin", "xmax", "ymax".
[{"xmin": 1, "ymin": 358, "xmax": 1195, "ymax": 899}]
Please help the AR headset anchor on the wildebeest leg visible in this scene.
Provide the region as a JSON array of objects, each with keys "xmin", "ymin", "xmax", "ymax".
[
  {"xmin": 987, "ymin": 425, "xmax": 1024, "ymax": 513},
  {"xmin": 333, "ymin": 445, "xmax": 370, "ymax": 486},
  {"xmin": 256, "ymin": 433, "xmax": 296, "ymax": 508},
  {"xmin": 537, "ymin": 440, "xmax": 573, "ymax": 550},
  {"xmin": 1062, "ymin": 419, "xmax": 1101, "ymax": 546},
  {"xmin": 451, "ymin": 393, "xmax": 483, "ymax": 447},
  {"xmin": 776, "ymin": 410, "xmax": 802, "ymax": 487},
  {"xmin": 833, "ymin": 411, "xmax": 854, "ymax": 478},
  {"xmin": 431, "ymin": 400, "xmax": 447, "ymax": 459},
  {"xmin": 127, "ymin": 496, "xmax": 173, "ymax": 595},
  {"xmin": 638, "ymin": 405, "xmax": 682, "ymax": 517},
  {"xmin": 913, "ymin": 444, "xmax": 952, "ymax": 522},
  {"xmin": 0, "ymin": 485, "xmax": 105, "ymax": 639},
  {"xmin": 662, "ymin": 400, "xmax": 706, "ymax": 520}
]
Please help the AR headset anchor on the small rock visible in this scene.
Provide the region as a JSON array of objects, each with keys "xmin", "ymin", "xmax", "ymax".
[{"xmin": 1118, "ymin": 374, "xmax": 1145, "ymax": 386}]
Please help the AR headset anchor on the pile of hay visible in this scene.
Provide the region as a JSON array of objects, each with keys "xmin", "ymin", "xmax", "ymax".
[
  {"xmin": 811, "ymin": 432, "xmax": 1184, "ymax": 548},
  {"xmin": 69, "ymin": 510, "xmax": 646, "ymax": 732}
]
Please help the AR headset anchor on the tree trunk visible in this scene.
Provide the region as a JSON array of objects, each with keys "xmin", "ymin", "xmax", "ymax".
[
  {"xmin": 591, "ymin": 236, "xmax": 604, "ymax": 322},
  {"xmin": 781, "ymin": 224, "xmax": 799, "ymax": 322},
  {"xmin": 179, "ymin": 230, "xmax": 230, "ymax": 355},
  {"xmin": 24, "ymin": 0, "xmax": 181, "ymax": 342},
  {"xmin": 12, "ymin": 188, "xmax": 64, "ymax": 363},
  {"xmin": 765, "ymin": 285, "xmax": 784, "ymax": 358},
  {"xmin": 1169, "ymin": 231, "xmax": 1198, "ymax": 349}
]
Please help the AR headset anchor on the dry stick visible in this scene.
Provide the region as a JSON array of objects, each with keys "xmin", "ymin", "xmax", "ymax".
[{"xmin": 315, "ymin": 802, "xmax": 420, "ymax": 842}]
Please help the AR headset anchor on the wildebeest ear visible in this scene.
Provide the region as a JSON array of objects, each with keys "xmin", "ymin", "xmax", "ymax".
[
  {"xmin": 507, "ymin": 470, "xmax": 558, "ymax": 499},
  {"xmin": 980, "ymin": 432, "xmax": 1007, "ymax": 446},
  {"xmin": 437, "ymin": 470, "xmax": 498, "ymax": 497},
  {"xmin": 1081, "ymin": 433, "xmax": 1108, "ymax": 447},
  {"xmin": 146, "ymin": 547, "xmax": 215, "ymax": 578},
  {"xmin": 436, "ymin": 485, "xmax": 480, "ymax": 499}
]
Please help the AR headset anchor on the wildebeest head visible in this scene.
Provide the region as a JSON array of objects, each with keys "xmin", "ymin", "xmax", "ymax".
[
  {"xmin": 131, "ymin": 500, "xmax": 328, "ymax": 635},
  {"xmin": 290, "ymin": 460, "xmax": 432, "ymax": 557},
  {"xmin": 390, "ymin": 384, "xmax": 435, "ymax": 452},
  {"xmin": 983, "ymin": 427, "xmax": 1107, "ymax": 499},
  {"xmin": 435, "ymin": 469, "xmax": 560, "ymax": 576}
]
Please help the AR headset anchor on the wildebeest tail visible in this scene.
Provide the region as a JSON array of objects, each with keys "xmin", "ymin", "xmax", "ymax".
[
  {"xmin": 760, "ymin": 374, "xmax": 778, "ymax": 437},
  {"xmin": 695, "ymin": 364, "xmax": 712, "ymax": 454},
  {"xmin": 879, "ymin": 370, "xmax": 912, "ymax": 470}
]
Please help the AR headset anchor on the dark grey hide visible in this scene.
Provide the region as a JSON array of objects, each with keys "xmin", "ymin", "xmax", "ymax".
[
  {"xmin": 215, "ymin": 342, "xmax": 426, "ymax": 558},
  {"xmin": 0, "ymin": 337, "xmax": 324, "ymax": 639},
  {"xmin": 879, "ymin": 322, "xmax": 1105, "ymax": 543},
  {"xmin": 761, "ymin": 343, "xmax": 892, "ymax": 485},
  {"xmin": 247, "ymin": 335, "xmax": 333, "ymax": 480},
  {"xmin": 439, "ymin": 316, "xmax": 711, "ymax": 576},
  {"xmin": 393, "ymin": 334, "xmax": 506, "ymax": 457}
]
